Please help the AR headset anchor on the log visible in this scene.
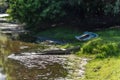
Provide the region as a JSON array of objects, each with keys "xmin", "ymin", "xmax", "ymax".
[{"xmin": 42, "ymin": 46, "xmax": 80, "ymax": 55}]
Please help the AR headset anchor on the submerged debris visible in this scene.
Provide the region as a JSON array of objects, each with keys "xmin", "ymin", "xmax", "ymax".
[{"xmin": 36, "ymin": 36, "xmax": 66, "ymax": 44}]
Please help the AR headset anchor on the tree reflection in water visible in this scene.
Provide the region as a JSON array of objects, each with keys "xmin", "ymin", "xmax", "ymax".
[
  {"xmin": 6, "ymin": 59, "xmax": 67, "ymax": 80},
  {"xmin": 0, "ymin": 41, "xmax": 68, "ymax": 80}
]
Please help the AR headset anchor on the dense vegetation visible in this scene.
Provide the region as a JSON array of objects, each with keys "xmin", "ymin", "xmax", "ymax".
[{"xmin": 7, "ymin": 0, "xmax": 120, "ymax": 30}]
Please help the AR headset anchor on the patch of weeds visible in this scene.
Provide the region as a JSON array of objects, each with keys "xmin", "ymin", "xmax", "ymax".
[
  {"xmin": 78, "ymin": 38, "xmax": 120, "ymax": 58},
  {"xmin": 82, "ymin": 58, "xmax": 120, "ymax": 80}
]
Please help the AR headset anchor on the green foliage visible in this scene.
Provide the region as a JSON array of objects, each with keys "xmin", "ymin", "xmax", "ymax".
[
  {"xmin": 104, "ymin": 0, "xmax": 120, "ymax": 15},
  {"xmin": 80, "ymin": 38, "xmax": 120, "ymax": 58},
  {"xmin": 7, "ymin": 0, "xmax": 65, "ymax": 29},
  {"xmin": 113, "ymin": 0, "xmax": 120, "ymax": 15},
  {"xmin": 7, "ymin": 0, "xmax": 120, "ymax": 29}
]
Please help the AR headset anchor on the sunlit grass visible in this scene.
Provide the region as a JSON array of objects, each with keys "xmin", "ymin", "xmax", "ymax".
[
  {"xmin": 82, "ymin": 58, "xmax": 120, "ymax": 80},
  {"xmin": 73, "ymin": 28, "xmax": 120, "ymax": 58},
  {"xmin": 79, "ymin": 28, "xmax": 120, "ymax": 80}
]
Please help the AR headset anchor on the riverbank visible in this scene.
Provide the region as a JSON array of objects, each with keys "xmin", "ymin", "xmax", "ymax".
[
  {"xmin": 0, "ymin": 34, "xmax": 90, "ymax": 80},
  {"xmin": 36, "ymin": 26, "xmax": 120, "ymax": 80},
  {"xmin": 1, "ymin": 13, "xmax": 120, "ymax": 79}
]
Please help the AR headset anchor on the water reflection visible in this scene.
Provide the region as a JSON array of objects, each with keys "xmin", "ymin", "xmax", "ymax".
[
  {"xmin": 0, "ymin": 40, "xmax": 68, "ymax": 80},
  {"xmin": 6, "ymin": 59, "xmax": 67, "ymax": 80},
  {"xmin": 0, "ymin": 68, "xmax": 6, "ymax": 80},
  {"xmin": 0, "ymin": 53, "xmax": 68, "ymax": 80}
]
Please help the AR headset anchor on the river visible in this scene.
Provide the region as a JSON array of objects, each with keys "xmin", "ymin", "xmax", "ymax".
[
  {"xmin": 0, "ymin": 40, "xmax": 88, "ymax": 80},
  {"xmin": 0, "ymin": 41, "xmax": 69, "ymax": 80}
]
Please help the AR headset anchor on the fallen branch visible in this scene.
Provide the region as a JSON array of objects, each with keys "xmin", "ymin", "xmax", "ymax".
[{"xmin": 42, "ymin": 46, "xmax": 80, "ymax": 55}]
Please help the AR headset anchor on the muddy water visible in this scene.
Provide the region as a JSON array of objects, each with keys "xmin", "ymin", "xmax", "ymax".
[
  {"xmin": 0, "ymin": 41, "xmax": 69, "ymax": 80},
  {"xmin": 6, "ymin": 59, "xmax": 67, "ymax": 80},
  {"xmin": 0, "ymin": 53, "xmax": 68, "ymax": 80},
  {"xmin": 0, "ymin": 14, "xmax": 72, "ymax": 80},
  {"xmin": 0, "ymin": 39, "xmax": 89, "ymax": 80},
  {"xmin": 7, "ymin": 54, "xmax": 68, "ymax": 80}
]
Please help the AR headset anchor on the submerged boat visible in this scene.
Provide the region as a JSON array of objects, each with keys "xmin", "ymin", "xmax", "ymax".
[{"xmin": 75, "ymin": 32, "xmax": 98, "ymax": 41}]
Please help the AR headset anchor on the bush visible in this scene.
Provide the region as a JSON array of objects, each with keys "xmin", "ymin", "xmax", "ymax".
[{"xmin": 80, "ymin": 38, "xmax": 119, "ymax": 58}]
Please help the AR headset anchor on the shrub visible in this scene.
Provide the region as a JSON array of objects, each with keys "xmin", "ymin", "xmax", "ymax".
[{"xmin": 80, "ymin": 38, "xmax": 119, "ymax": 58}]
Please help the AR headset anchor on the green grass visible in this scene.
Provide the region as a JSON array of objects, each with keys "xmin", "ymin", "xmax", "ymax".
[
  {"xmin": 75, "ymin": 28, "xmax": 120, "ymax": 58},
  {"xmin": 82, "ymin": 58, "xmax": 120, "ymax": 80},
  {"xmin": 37, "ymin": 27, "xmax": 82, "ymax": 41},
  {"xmin": 37, "ymin": 27, "xmax": 120, "ymax": 80},
  {"xmin": 0, "ymin": 34, "xmax": 8, "ymax": 43},
  {"xmin": 37, "ymin": 27, "xmax": 85, "ymax": 49},
  {"xmin": 38, "ymin": 27, "xmax": 120, "ymax": 57},
  {"xmin": 81, "ymin": 28, "xmax": 120, "ymax": 80}
]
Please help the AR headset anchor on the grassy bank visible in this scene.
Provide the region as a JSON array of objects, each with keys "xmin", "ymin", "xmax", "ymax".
[
  {"xmin": 37, "ymin": 26, "xmax": 120, "ymax": 80},
  {"xmin": 38, "ymin": 27, "xmax": 120, "ymax": 57},
  {"xmin": 1, "ymin": 26, "xmax": 120, "ymax": 80},
  {"xmin": 82, "ymin": 58, "xmax": 120, "ymax": 80}
]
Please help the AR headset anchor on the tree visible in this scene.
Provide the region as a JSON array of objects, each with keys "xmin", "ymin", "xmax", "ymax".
[{"xmin": 7, "ymin": 0, "xmax": 120, "ymax": 30}]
